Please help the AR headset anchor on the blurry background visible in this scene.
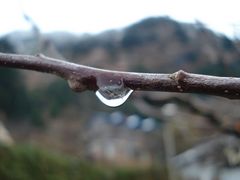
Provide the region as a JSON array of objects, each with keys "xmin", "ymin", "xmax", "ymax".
[{"xmin": 1, "ymin": 0, "xmax": 240, "ymax": 179}]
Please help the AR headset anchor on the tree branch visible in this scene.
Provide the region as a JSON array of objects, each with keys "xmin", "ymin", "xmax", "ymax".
[
  {"xmin": 141, "ymin": 95, "xmax": 240, "ymax": 137},
  {"xmin": 0, "ymin": 52, "xmax": 240, "ymax": 99}
]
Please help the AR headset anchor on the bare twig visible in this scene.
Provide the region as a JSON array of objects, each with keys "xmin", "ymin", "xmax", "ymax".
[
  {"xmin": 142, "ymin": 95, "xmax": 221, "ymax": 126},
  {"xmin": 141, "ymin": 95, "xmax": 240, "ymax": 137},
  {"xmin": 0, "ymin": 52, "xmax": 240, "ymax": 99}
]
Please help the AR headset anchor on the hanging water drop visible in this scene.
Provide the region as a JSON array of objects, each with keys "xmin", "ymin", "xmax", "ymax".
[
  {"xmin": 96, "ymin": 87, "xmax": 133, "ymax": 107},
  {"xmin": 95, "ymin": 76, "xmax": 133, "ymax": 107}
]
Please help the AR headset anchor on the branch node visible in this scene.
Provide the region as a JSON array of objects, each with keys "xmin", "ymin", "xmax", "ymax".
[
  {"xmin": 169, "ymin": 70, "xmax": 188, "ymax": 83},
  {"xmin": 67, "ymin": 79, "xmax": 87, "ymax": 92}
]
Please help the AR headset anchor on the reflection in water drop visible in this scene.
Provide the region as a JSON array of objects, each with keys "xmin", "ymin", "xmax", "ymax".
[{"xmin": 96, "ymin": 86, "xmax": 133, "ymax": 107}]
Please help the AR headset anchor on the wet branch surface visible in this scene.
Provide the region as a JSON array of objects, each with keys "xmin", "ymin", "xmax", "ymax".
[{"xmin": 1, "ymin": 52, "xmax": 240, "ymax": 99}]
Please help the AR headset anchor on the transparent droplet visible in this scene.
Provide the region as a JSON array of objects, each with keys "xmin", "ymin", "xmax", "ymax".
[{"xmin": 95, "ymin": 86, "xmax": 133, "ymax": 107}]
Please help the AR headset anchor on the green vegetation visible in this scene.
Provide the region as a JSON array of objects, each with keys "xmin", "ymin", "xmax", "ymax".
[
  {"xmin": 33, "ymin": 80, "xmax": 77, "ymax": 118},
  {"xmin": 0, "ymin": 144, "xmax": 165, "ymax": 180}
]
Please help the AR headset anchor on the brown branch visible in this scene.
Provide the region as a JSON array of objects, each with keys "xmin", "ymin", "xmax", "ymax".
[
  {"xmin": 0, "ymin": 52, "xmax": 240, "ymax": 99},
  {"xmin": 141, "ymin": 95, "xmax": 240, "ymax": 137},
  {"xmin": 142, "ymin": 95, "xmax": 221, "ymax": 126}
]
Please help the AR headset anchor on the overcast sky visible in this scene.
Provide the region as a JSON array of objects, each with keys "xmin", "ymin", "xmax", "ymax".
[{"xmin": 1, "ymin": 0, "xmax": 240, "ymax": 38}]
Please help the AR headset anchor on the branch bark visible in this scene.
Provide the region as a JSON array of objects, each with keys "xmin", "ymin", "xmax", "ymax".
[{"xmin": 0, "ymin": 52, "xmax": 240, "ymax": 99}]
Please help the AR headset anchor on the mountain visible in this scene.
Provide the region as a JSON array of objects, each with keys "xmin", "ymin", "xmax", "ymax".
[
  {"xmin": 5, "ymin": 17, "xmax": 240, "ymax": 76},
  {"xmin": 1, "ymin": 16, "xmax": 240, "ymax": 167},
  {"xmin": 46, "ymin": 17, "xmax": 240, "ymax": 76}
]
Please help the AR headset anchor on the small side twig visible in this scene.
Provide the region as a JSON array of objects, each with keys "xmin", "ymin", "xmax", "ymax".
[
  {"xmin": 0, "ymin": 52, "xmax": 240, "ymax": 99},
  {"xmin": 141, "ymin": 95, "xmax": 240, "ymax": 137}
]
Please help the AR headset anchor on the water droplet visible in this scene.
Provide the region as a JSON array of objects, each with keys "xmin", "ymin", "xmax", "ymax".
[
  {"xmin": 96, "ymin": 87, "xmax": 133, "ymax": 107},
  {"xmin": 95, "ymin": 76, "xmax": 133, "ymax": 107}
]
